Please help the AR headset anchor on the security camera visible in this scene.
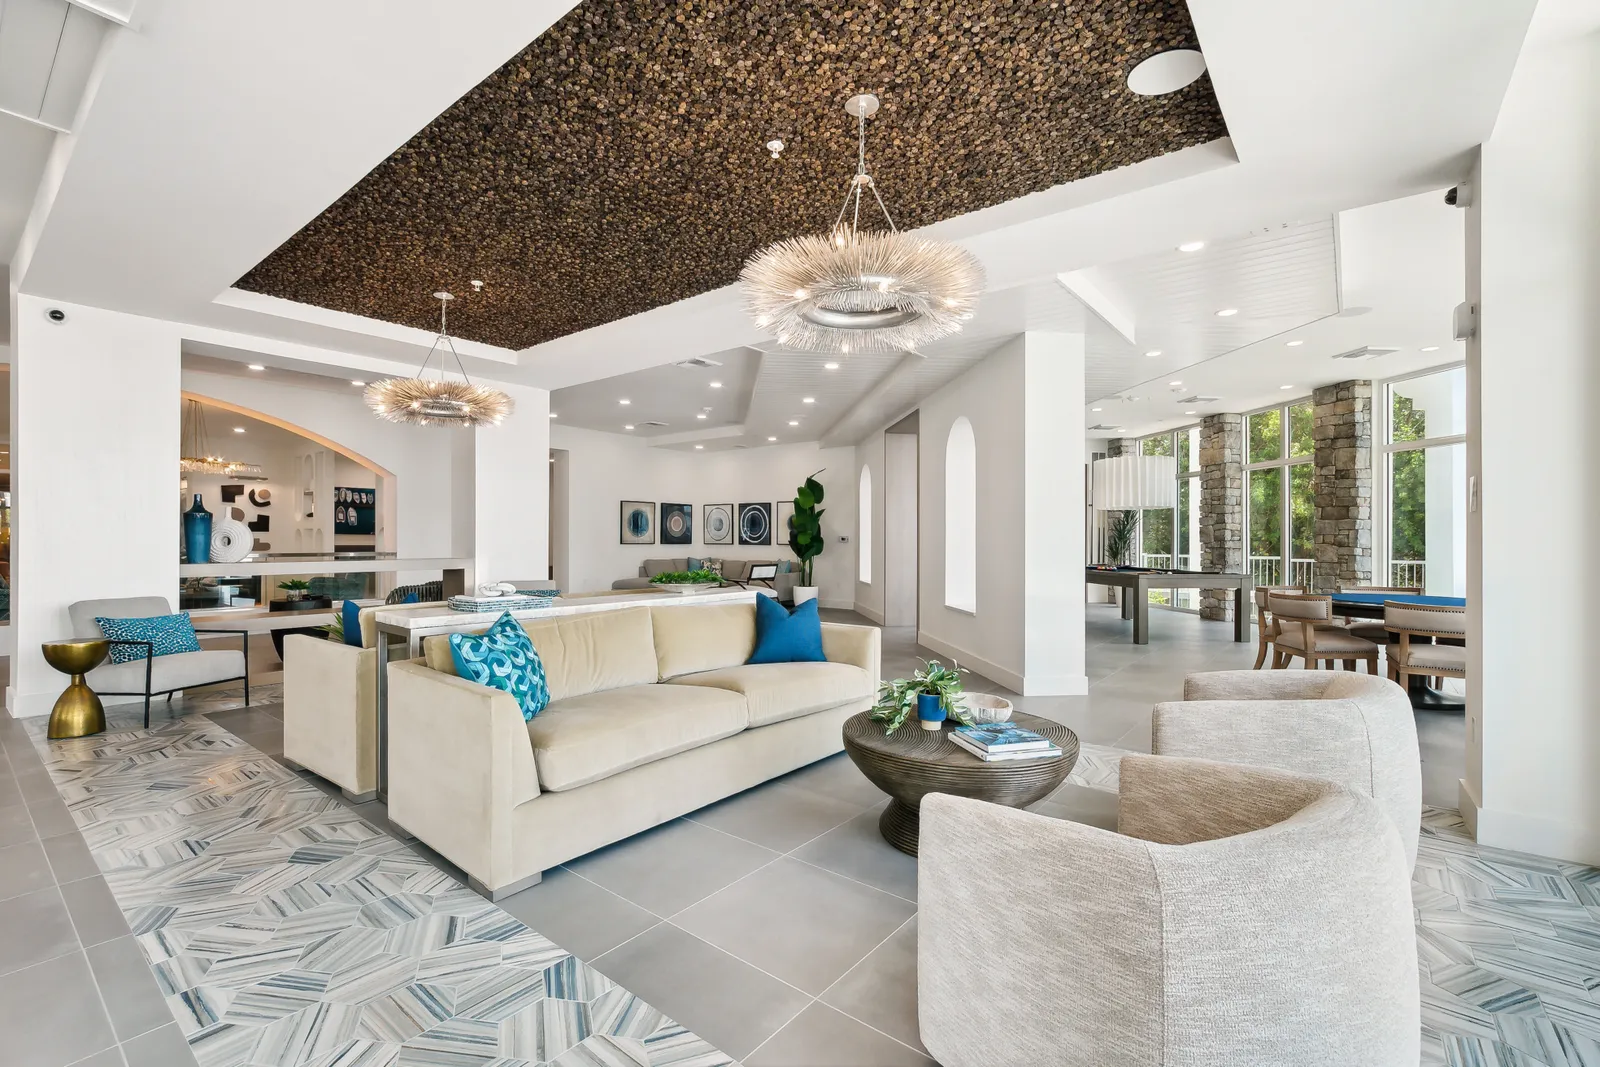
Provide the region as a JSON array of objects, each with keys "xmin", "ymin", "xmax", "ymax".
[
  {"xmin": 46, "ymin": 308, "xmax": 66, "ymax": 323},
  {"xmin": 1445, "ymin": 182, "xmax": 1473, "ymax": 208}
]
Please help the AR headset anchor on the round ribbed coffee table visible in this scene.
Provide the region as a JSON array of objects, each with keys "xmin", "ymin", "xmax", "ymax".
[{"xmin": 842, "ymin": 710, "xmax": 1080, "ymax": 855}]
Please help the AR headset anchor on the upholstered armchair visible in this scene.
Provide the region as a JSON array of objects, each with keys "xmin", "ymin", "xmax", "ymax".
[
  {"xmin": 1250, "ymin": 584, "xmax": 1305, "ymax": 669},
  {"xmin": 918, "ymin": 756, "xmax": 1419, "ymax": 1067},
  {"xmin": 1267, "ymin": 591, "xmax": 1380, "ymax": 673},
  {"xmin": 68, "ymin": 597, "xmax": 249, "ymax": 728},
  {"xmin": 1386, "ymin": 601, "xmax": 1467, "ymax": 690},
  {"xmin": 1155, "ymin": 669, "xmax": 1421, "ymax": 868}
]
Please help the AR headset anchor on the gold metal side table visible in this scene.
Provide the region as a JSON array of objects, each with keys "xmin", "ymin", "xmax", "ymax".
[{"xmin": 42, "ymin": 639, "xmax": 110, "ymax": 739}]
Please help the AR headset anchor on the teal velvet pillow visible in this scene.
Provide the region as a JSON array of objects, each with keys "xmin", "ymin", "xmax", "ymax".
[
  {"xmin": 96, "ymin": 613, "xmax": 202, "ymax": 664},
  {"xmin": 341, "ymin": 599, "xmax": 364, "ymax": 647},
  {"xmin": 687, "ymin": 557, "xmax": 704, "ymax": 571},
  {"xmin": 448, "ymin": 612, "xmax": 550, "ymax": 720},
  {"xmin": 747, "ymin": 596, "xmax": 826, "ymax": 664}
]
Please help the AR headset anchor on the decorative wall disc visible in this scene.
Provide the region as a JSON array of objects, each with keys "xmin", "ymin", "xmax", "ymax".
[{"xmin": 210, "ymin": 518, "xmax": 254, "ymax": 564}]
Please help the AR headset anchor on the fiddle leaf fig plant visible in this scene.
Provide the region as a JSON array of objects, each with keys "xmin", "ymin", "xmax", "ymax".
[
  {"xmin": 869, "ymin": 659, "xmax": 973, "ymax": 735},
  {"xmin": 787, "ymin": 469, "xmax": 826, "ymax": 587},
  {"xmin": 1105, "ymin": 509, "xmax": 1140, "ymax": 566}
]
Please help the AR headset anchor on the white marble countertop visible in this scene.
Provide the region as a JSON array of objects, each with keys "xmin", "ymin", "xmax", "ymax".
[{"xmin": 371, "ymin": 586, "xmax": 760, "ymax": 633}]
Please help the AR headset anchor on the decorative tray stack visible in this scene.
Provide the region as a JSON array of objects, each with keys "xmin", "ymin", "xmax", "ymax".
[{"xmin": 446, "ymin": 593, "xmax": 558, "ymax": 613}]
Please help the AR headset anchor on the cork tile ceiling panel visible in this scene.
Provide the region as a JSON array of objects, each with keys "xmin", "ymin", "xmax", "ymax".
[{"xmin": 235, "ymin": 1, "xmax": 1227, "ymax": 350}]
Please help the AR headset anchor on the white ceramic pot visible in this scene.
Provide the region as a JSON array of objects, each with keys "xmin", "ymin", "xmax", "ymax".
[
  {"xmin": 957, "ymin": 692, "xmax": 1013, "ymax": 724},
  {"xmin": 793, "ymin": 586, "xmax": 818, "ymax": 605}
]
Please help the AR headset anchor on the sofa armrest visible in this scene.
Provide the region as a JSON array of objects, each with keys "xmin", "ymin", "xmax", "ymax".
[
  {"xmin": 1117, "ymin": 753, "xmax": 1330, "ymax": 846},
  {"xmin": 822, "ymin": 623, "xmax": 880, "ymax": 692},
  {"xmin": 1182, "ymin": 669, "xmax": 1338, "ymax": 702},
  {"xmin": 283, "ymin": 635, "xmax": 376, "ymax": 795},
  {"xmin": 387, "ymin": 661, "xmax": 536, "ymax": 890}
]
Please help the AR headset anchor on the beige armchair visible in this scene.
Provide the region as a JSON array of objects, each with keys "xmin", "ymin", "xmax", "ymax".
[
  {"xmin": 1155, "ymin": 669, "xmax": 1421, "ymax": 868},
  {"xmin": 1385, "ymin": 601, "xmax": 1467, "ymax": 690},
  {"xmin": 1267, "ymin": 592, "xmax": 1379, "ymax": 673},
  {"xmin": 918, "ymin": 756, "xmax": 1419, "ymax": 1067},
  {"xmin": 1251, "ymin": 584, "xmax": 1305, "ymax": 669},
  {"xmin": 1337, "ymin": 585, "xmax": 1421, "ymax": 642}
]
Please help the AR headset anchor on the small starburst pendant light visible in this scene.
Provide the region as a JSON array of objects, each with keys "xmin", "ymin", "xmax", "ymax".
[
  {"xmin": 366, "ymin": 290, "xmax": 514, "ymax": 427},
  {"xmin": 741, "ymin": 94, "xmax": 985, "ymax": 355},
  {"xmin": 180, "ymin": 398, "xmax": 262, "ymax": 476}
]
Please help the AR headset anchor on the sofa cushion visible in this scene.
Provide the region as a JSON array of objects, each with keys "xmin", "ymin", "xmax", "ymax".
[
  {"xmin": 643, "ymin": 559, "xmax": 688, "ymax": 578},
  {"xmin": 527, "ymin": 683, "xmax": 748, "ymax": 791},
  {"xmin": 87, "ymin": 649, "xmax": 246, "ymax": 694},
  {"xmin": 665, "ymin": 661, "xmax": 872, "ymax": 727},
  {"xmin": 424, "ymin": 606, "xmax": 658, "ymax": 701},
  {"xmin": 651, "ymin": 602, "xmax": 756, "ymax": 679}
]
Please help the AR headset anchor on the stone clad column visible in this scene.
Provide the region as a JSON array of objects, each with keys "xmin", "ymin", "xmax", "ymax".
[
  {"xmin": 1311, "ymin": 381, "xmax": 1374, "ymax": 593},
  {"xmin": 1198, "ymin": 414, "xmax": 1243, "ymax": 620}
]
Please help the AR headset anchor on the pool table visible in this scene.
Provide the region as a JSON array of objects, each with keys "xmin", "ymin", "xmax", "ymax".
[{"xmin": 1087, "ymin": 566, "xmax": 1253, "ymax": 645}]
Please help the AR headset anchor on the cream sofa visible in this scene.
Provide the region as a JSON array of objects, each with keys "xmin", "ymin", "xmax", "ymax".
[
  {"xmin": 282, "ymin": 603, "xmax": 443, "ymax": 802},
  {"xmin": 386, "ymin": 601, "xmax": 880, "ymax": 898}
]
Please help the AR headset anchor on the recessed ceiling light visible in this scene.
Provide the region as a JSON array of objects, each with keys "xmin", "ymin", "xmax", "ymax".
[
  {"xmin": 1177, "ymin": 240, "xmax": 1205, "ymax": 253},
  {"xmin": 1421, "ymin": 345, "xmax": 1440, "ymax": 352},
  {"xmin": 788, "ymin": 420, "xmax": 799, "ymax": 426},
  {"xmin": 624, "ymin": 424, "xmax": 635, "ymax": 430},
  {"xmin": 1286, "ymin": 340, "xmax": 1304, "ymax": 347},
  {"xmin": 1091, "ymin": 407, "xmax": 1103, "ymax": 412},
  {"xmin": 824, "ymin": 363, "xmax": 840, "ymax": 370},
  {"xmin": 1126, "ymin": 49, "xmax": 1207, "ymax": 96},
  {"xmin": 619, "ymin": 398, "xmax": 631, "ymax": 405},
  {"xmin": 709, "ymin": 382, "xmax": 722, "ymax": 388},
  {"xmin": 768, "ymin": 436, "xmax": 778, "ymax": 442},
  {"xmin": 696, "ymin": 413, "xmax": 708, "ymax": 419},
  {"xmin": 1168, "ymin": 380, "xmax": 1182, "ymax": 386},
  {"xmin": 350, "ymin": 380, "xmax": 366, "ymax": 386},
  {"xmin": 247, "ymin": 364, "xmax": 265, "ymax": 371},
  {"xmin": 1215, "ymin": 308, "xmax": 1239, "ymax": 317},
  {"xmin": 802, "ymin": 397, "xmax": 815, "ymax": 404},
  {"xmin": 1280, "ymin": 384, "xmax": 1295, "ymax": 390},
  {"xmin": 1185, "ymin": 410, "xmax": 1198, "ymax": 415},
  {"xmin": 549, "ymin": 412, "xmax": 558, "ymax": 418},
  {"xmin": 1145, "ymin": 350, "xmax": 1162, "ymax": 357},
  {"xmin": 233, "ymin": 427, "xmax": 246, "ymax": 433},
  {"xmin": 695, "ymin": 444, "xmax": 704, "ymax": 450}
]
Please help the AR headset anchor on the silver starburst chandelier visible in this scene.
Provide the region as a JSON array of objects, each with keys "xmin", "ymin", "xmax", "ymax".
[
  {"xmin": 366, "ymin": 288, "xmax": 514, "ymax": 427},
  {"xmin": 740, "ymin": 94, "xmax": 985, "ymax": 355}
]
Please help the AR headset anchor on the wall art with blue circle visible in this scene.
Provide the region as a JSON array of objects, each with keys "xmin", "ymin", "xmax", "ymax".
[{"xmin": 620, "ymin": 500, "xmax": 656, "ymax": 544}]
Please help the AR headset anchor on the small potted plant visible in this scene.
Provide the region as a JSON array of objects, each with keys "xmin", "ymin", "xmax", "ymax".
[
  {"xmin": 278, "ymin": 578, "xmax": 311, "ymax": 602},
  {"xmin": 869, "ymin": 659, "xmax": 972, "ymax": 735}
]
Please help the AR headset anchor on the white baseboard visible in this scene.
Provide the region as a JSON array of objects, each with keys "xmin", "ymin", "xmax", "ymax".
[
  {"xmin": 1458, "ymin": 778, "xmax": 1481, "ymax": 837},
  {"xmin": 819, "ymin": 599, "xmax": 855, "ymax": 611},
  {"xmin": 1019, "ymin": 673, "xmax": 1090, "ymax": 697},
  {"xmin": 915, "ymin": 631, "xmax": 1025, "ymax": 693},
  {"xmin": 1473, "ymin": 797, "xmax": 1600, "ymax": 866},
  {"xmin": 853, "ymin": 604, "xmax": 886, "ymax": 625}
]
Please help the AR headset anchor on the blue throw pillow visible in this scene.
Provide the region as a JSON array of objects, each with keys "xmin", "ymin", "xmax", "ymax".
[
  {"xmin": 687, "ymin": 557, "xmax": 704, "ymax": 571},
  {"xmin": 449, "ymin": 612, "xmax": 550, "ymax": 721},
  {"xmin": 402, "ymin": 592, "xmax": 420, "ymax": 604},
  {"xmin": 341, "ymin": 599, "xmax": 364, "ymax": 647},
  {"xmin": 747, "ymin": 596, "xmax": 826, "ymax": 664},
  {"xmin": 96, "ymin": 613, "xmax": 202, "ymax": 664}
]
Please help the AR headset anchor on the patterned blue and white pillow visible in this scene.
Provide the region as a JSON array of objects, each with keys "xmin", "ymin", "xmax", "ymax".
[
  {"xmin": 448, "ymin": 612, "xmax": 550, "ymax": 721},
  {"xmin": 96, "ymin": 613, "xmax": 203, "ymax": 664}
]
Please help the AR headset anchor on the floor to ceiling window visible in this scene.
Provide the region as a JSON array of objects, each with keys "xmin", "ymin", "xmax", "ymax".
[
  {"xmin": 1245, "ymin": 399, "xmax": 1316, "ymax": 588},
  {"xmin": 1137, "ymin": 426, "xmax": 1201, "ymax": 608},
  {"xmin": 1381, "ymin": 365, "xmax": 1467, "ymax": 596}
]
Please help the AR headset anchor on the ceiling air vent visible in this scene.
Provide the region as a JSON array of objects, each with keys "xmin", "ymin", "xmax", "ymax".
[
  {"xmin": 673, "ymin": 357, "xmax": 724, "ymax": 369},
  {"xmin": 1088, "ymin": 424, "xmax": 1120, "ymax": 432},
  {"xmin": 1177, "ymin": 395, "xmax": 1221, "ymax": 404},
  {"xmin": 640, "ymin": 420, "xmax": 668, "ymax": 427},
  {"xmin": 1330, "ymin": 346, "xmax": 1399, "ymax": 361}
]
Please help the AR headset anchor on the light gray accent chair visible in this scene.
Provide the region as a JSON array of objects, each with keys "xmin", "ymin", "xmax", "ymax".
[
  {"xmin": 69, "ymin": 597, "xmax": 249, "ymax": 728},
  {"xmin": 918, "ymin": 756, "xmax": 1419, "ymax": 1067},
  {"xmin": 1156, "ymin": 669, "xmax": 1421, "ymax": 869}
]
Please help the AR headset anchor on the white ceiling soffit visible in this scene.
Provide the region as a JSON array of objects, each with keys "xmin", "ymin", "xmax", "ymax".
[
  {"xmin": 549, "ymin": 346, "xmax": 761, "ymax": 440},
  {"xmin": 0, "ymin": 0, "xmax": 115, "ymax": 133}
]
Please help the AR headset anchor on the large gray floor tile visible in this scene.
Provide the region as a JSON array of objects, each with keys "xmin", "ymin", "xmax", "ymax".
[
  {"xmin": 496, "ymin": 866, "xmax": 664, "ymax": 961},
  {"xmin": 0, "ymin": 801, "xmax": 38, "ymax": 848},
  {"xmin": 0, "ymin": 839, "xmax": 56, "ymax": 902},
  {"xmin": 774, "ymin": 753, "xmax": 889, "ymax": 809},
  {"xmin": 593, "ymin": 923, "xmax": 810, "ymax": 1061},
  {"xmin": 28, "ymin": 796, "xmax": 80, "ymax": 839},
  {"xmin": 0, "ymin": 950, "xmax": 119, "ymax": 1067},
  {"xmin": 673, "ymin": 857, "xmax": 915, "ymax": 995},
  {"xmin": 59, "ymin": 876, "xmax": 130, "ymax": 948},
  {"xmin": 791, "ymin": 805, "xmax": 917, "ymax": 902},
  {"xmin": 0, "ymin": 885, "xmax": 80, "ymax": 976},
  {"xmin": 747, "ymin": 1002, "xmax": 934, "ymax": 1067},
  {"xmin": 86, "ymin": 935, "xmax": 173, "ymax": 1041},
  {"xmin": 41, "ymin": 831, "xmax": 102, "ymax": 885},
  {"xmin": 1032, "ymin": 781, "xmax": 1120, "ymax": 831},
  {"xmin": 686, "ymin": 780, "xmax": 869, "ymax": 853},
  {"xmin": 63, "ymin": 1049, "xmax": 125, "ymax": 1067},
  {"xmin": 566, "ymin": 817, "xmax": 779, "ymax": 917},
  {"xmin": 120, "ymin": 1022, "xmax": 200, "ymax": 1067},
  {"xmin": 821, "ymin": 917, "xmax": 923, "ymax": 1052}
]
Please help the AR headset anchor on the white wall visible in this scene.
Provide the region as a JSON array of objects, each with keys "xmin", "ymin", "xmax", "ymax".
[
  {"xmin": 884, "ymin": 431, "xmax": 919, "ymax": 627},
  {"xmin": 469, "ymin": 383, "xmax": 550, "ymax": 587},
  {"xmin": 10, "ymin": 299, "xmax": 181, "ymax": 715},
  {"xmin": 550, "ymin": 424, "xmax": 856, "ymax": 606},
  {"xmin": 1466, "ymin": 13, "xmax": 1600, "ymax": 863}
]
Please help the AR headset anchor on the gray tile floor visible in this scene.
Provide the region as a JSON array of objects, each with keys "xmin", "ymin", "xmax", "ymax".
[{"xmin": 1, "ymin": 603, "xmax": 1476, "ymax": 1066}]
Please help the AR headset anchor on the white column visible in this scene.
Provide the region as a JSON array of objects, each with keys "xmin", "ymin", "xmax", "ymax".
[
  {"xmin": 1021, "ymin": 331, "xmax": 1087, "ymax": 695},
  {"xmin": 469, "ymin": 383, "xmax": 551, "ymax": 588},
  {"xmin": 7, "ymin": 298, "xmax": 182, "ymax": 716},
  {"xmin": 1465, "ymin": 14, "xmax": 1600, "ymax": 862}
]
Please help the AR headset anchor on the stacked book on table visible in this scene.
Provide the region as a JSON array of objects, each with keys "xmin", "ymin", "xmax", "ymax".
[
  {"xmin": 950, "ymin": 722, "xmax": 1063, "ymax": 762},
  {"xmin": 446, "ymin": 593, "xmax": 558, "ymax": 613}
]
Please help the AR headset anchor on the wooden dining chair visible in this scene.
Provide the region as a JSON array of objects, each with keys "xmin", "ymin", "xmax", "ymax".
[
  {"xmin": 1384, "ymin": 601, "xmax": 1467, "ymax": 691},
  {"xmin": 1251, "ymin": 585, "xmax": 1306, "ymax": 670},
  {"xmin": 1267, "ymin": 593, "xmax": 1381, "ymax": 674},
  {"xmin": 1336, "ymin": 585, "xmax": 1423, "ymax": 642}
]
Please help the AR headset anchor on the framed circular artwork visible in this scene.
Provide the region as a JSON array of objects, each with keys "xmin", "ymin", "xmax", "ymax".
[
  {"xmin": 621, "ymin": 500, "xmax": 655, "ymax": 544},
  {"xmin": 738, "ymin": 502, "xmax": 772, "ymax": 546},
  {"xmin": 703, "ymin": 503, "xmax": 733, "ymax": 545},
  {"xmin": 661, "ymin": 503, "xmax": 692, "ymax": 546}
]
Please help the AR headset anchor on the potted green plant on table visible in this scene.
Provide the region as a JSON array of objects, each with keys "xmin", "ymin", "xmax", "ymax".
[
  {"xmin": 1102, "ymin": 509, "xmax": 1140, "ymax": 605},
  {"xmin": 278, "ymin": 578, "xmax": 311, "ymax": 603},
  {"xmin": 649, "ymin": 568, "xmax": 723, "ymax": 594},
  {"xmin": 869, "ymin": 659, "xmax": 972, "ymax": 735},
  {"xmin": 786, "ymin": 470, "xmax": 825, "ymax": 605}
]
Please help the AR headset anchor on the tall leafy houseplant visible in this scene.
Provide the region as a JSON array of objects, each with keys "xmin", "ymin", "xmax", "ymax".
[
  {"xmin": 787, "ymin": 470, "xmax": 826, "ymax": 588},
  {"xmin": 1105, "ymin": 510, "xmax": 1140, "ymax": 566}
]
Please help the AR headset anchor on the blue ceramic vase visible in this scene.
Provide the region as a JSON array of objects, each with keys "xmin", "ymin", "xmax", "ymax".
[
  {"xmin": 183, "ymin": 493, "xmax": 212, "ymax": 564},
  {"xmin": 917, "ymin": 692, "xmax": 947, "ymax": 731}
]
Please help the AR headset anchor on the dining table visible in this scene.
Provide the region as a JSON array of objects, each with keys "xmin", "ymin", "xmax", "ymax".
[{"xmin": 1329, "ymin": 592, "xmax": 1467, "ymax": 711}]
